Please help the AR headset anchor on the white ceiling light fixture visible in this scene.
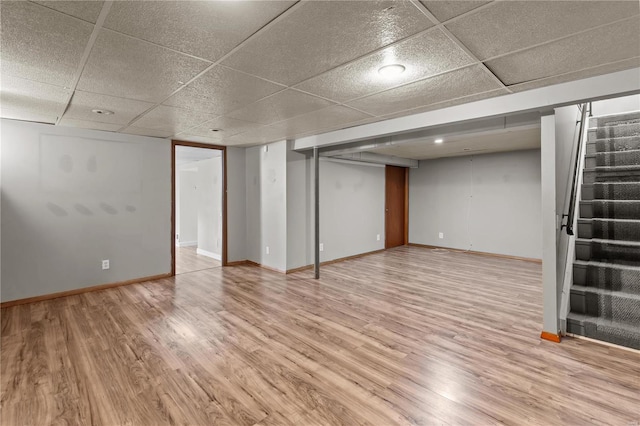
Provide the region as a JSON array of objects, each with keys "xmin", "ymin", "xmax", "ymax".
[
  {"xmin": 92, "ymin": 109, "xmax": 114, "ymax": 115},
  {"xmin": 378, "ymin": 64, "xmax": 405, "ymax": 78},
  {"xmin": 434, "ymin": 138, "xmax": 444, "ymax": 144}
]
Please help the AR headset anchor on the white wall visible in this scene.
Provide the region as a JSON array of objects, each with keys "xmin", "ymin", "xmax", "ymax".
[
  {"xmin": 226, "ymin": 147, "xmax": 246, "ymax": 263},
  {"xmin": 1, "ymin": 119, "xmax": 171, "ymax": 302},
  {"xmin": 286, "ymin": 144, "xmax": 312, "ymax": 270},
  {"xmin": 591, "ymin": 93, "xmax": 640, "ymax": 116},
  {"xmin": 409, "ymin": 149, "xmax": 542, "ymax": 259},
  {"xmin": 318, "ymin": 160, "xmax": 385, "ymax": 262},
  {"xmin": 196, "ymin": 157, "xmax": 222, "ymax": 258},
  {"xmin": 245, "ymin": 141, "xmax": 287, "ymax": 271},
  {"xmin": 176, "ymin": 169, "xmax": 198, "ymax": 246}
]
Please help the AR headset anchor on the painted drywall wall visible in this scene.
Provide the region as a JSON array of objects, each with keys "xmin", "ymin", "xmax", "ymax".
[
  {"xmin": 286, "ymin": 144, "xmax": 312, "ymax": 270},
  {"xmin": 226, "ymin": 147, "xmax": 246, "ymax": 263},
  {"xmin": 245, "ymin": 141, "xmax": 287, "ymax": 271},
  {"xmin": 318, "ymin": 159, "xmax": 385, "ymax": 262},
  {"xmin": 176, "ymin": 169, "xmax": 198, "ymax": 246},
  {"xmin": 0, "ymin": 119, "xmax": 171, "ymax": 302},
  {"xmin": 196, "ymin": 157, "xmax": 222, "ymax": 259},
  {"xmin": 591, "ymin": 93, "xmax": 640, "ymax": 116},
  {"xmin": 409, "ymin": 149, "xmax": 542, "ymax": 259}
]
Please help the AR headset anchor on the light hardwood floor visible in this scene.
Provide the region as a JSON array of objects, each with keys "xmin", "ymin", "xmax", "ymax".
[
  {"xmin": 1, "ymin": 246, "xmax": 639, "ymax": 425},
  {"xmin": 175, "ymin": 246, "xmax": 221, "ymax": 275}
]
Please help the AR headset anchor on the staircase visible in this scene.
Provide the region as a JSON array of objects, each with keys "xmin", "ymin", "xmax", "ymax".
[{"xmin": 567, "ymin": 110, "xmax": 640, "ymax": 350}]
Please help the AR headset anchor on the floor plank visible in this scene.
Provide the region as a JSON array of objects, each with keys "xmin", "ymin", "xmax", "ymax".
[
  {"xmin": 1, "ymin": 246, "xmax": 639, "ymax": 425},
  {"xmin": 175, "ymin": 246, "xmax": 221, "ymax": 275}
]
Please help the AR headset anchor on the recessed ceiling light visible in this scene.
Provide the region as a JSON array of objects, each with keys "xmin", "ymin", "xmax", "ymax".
[
  {"xmin": 92, "ymin": 109, "xmax": 114, "ymax": 115},
  {"xmin": 378, "ymin": 64, "xmax": 405, "ymax": 78},
  {"xmin": 210, "ymin": 128, "xmax": 222, "ymax": 132},
  {"xmin": 434, "ymin": 138, "xmax": 444, "ymax": 144}
]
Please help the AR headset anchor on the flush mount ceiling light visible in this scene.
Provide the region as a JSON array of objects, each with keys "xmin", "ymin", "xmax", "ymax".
[
  {"xmin": 434, "ymin": 138, "xmax": 444, "ymax": 144},
  {"xmin": 378, "ymin": 64, "xmax": 405, "ymax": 78},
  {"xmin": 92, "ymin": 109, "xmax": 114, "ymax": 115}
]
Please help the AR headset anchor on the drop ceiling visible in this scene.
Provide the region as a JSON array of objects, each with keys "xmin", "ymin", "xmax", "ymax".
[{"xmin": 1, "ymin": 0, "xmax": 639, "ymax": 147}]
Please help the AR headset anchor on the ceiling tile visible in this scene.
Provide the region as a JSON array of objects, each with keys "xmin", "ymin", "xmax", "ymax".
[
  {"xmin": 58, "ymin": 118, "xmax": 121, "ymax": 132},
  {"xmin": 346, "ymin": 66, "xmax": 502, "ymax": 116},
  {"xmin": 486, "ymin": 17, "xmax": 640, "ymax": 86},
  {"xmin": 420, "ymin": 1, "xmax": 490, "ymax": 22},
  {"xmin": 104, "ymin": 1, "xmax": 294, "ymax": 61},
  {"xmin": 64, "ymin": 91, "xmax": 154, "ymax": 125},
  {"xmin": 32, "ymin": 1, "xmax": 104, "ymax": 23},
  {"xmin": 77, "ymin": 30, "xmax": 210, "ymax": 103},
  {"xmin": 131, "ymin": 105, "xmax": 217, "ymax": 134},
  {"xmin": 0, "ymin": 75, "xmax": 71, "ymax": 123},
  {"xmin": 508, "ymin": 57, "xmax": 640, "ymax": 93},
  {"xmin": 121, "ymin": 127, "xmax": 173, "ymax": 139},
  {"xmin": 227, "ymin": 90, "xmax": 335, "ymax": 125},
  {"xmin": 277, "ymin": 106, "xmax": 373, "ymax": 138},
  {"xmin": 221, "ymin": 1, "xmax": 433, "ymax": 86},
  {"xmin": 183, "ymin": 116, "xmax": 262, "ymax": 139},
  {"xmin": 447, "ymin": 1, "xmax": 640, "ymax": 60},
  {"xmin": 163, "ymin": 66, "xmax": 284, "ymax": 115},
  {"xmin": 295, "ymin": 28, "xmax": 474, "ymax": 103},
  {"xmin": 225, "ymin": 125, "xmax": 289, "ymax": 146},
  {"xmin": 0, "ymin": 1, "xmax": 93, "ymax": 87}
]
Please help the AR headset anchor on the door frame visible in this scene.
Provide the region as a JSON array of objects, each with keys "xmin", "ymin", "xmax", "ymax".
[
  {"xmin": 384, "ymin": 166, "xmax": 409, "ymax": 248},
  {"xmin": 171, "ymin": 140, "xmax": 227, "ymax": 276}
]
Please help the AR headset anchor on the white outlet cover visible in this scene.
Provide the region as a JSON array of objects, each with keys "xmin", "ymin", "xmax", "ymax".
[
  {"xmin": 376, "ymin": 234, "xmax": 380, "ymax": 241},
  {"xmin": 265, "ymin": 246, "xmax": 270, "ymax": 255},
  {"xmin": 438, "ymin": 232, "xmax": 444, "ymax": 239},
  {"xmin": 319, "ymin": 243, "xmax": 324, "ymax": 252},
  {"xmin": 102, "ymin": 259, "xmax": 110, "ymax": 270}
]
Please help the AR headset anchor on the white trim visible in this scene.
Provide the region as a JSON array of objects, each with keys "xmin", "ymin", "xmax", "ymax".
[
  {"xmin": 197, "ymin": 248, "xmax": 221, "ymax": 261},
  {"xmin": 176, "ymin": 241, "xmax": 197, "ymax": 248},
  {"xmin": 294, "ymin": 68, "xmax": 640, "ymax": 150}
]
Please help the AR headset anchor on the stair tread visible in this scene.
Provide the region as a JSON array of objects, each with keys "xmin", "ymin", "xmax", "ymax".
[
  {"xmin": 581, "ymin": 200, "xmax": 640, "ymax": 203},
  {"xmin": 576, "ymin": 238, "xmax": 640, "ymax": 247},
  {"xmin": 587, "ymin": 165, "xmax": 640, "ymax": 171},
  {"xmin": 578, "ymin": 218, "xmax": 640, "ymax": 223},
  {"xmin": 586, "ymin": 148, "xmax": 640, "ymax": 158},
  {"xmin": 571, "ymin": 285, "xmax": 640, "ymax": 300},
  {"xmin": 574, "ymin": 259, "xmax": 640, "ymax": 271},
  {"xmin": 567, "ymin": 312, "xmax": 640, "ymax": 333}
]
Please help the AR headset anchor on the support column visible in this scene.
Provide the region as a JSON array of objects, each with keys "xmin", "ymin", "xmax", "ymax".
[
  {"xmin": 541, "ymin": 112, "xmax": 560, "ymax": 342},
  {"xmin": 314, "ymin": 147, "xmax": 320, "ymax": 279}
]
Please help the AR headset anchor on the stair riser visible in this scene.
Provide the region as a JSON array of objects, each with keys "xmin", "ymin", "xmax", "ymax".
[
  {"xmin": 583, "ymin": 169, "xmax": 640, "ymax": 184},
  {"xmin": 567, "ymin": 319, "xmax": 640, "ymax": 350},
  {"xmin": 578, "ymin": 221, "xmax": 640, "ymax": 242},
  {"xmin": 570, "ymin": 291, "xmax": 640, "ymax": 326},
  {"xmin": 582, "ymin": 183, "xmax": 640, "ymax": 201},
  {"xmin": 575, "ymin": 241, "xmax": 640, "ymax": 264},
  {"xmin": 580, "ymin": 201, "xmax": 640, "ymax": 220},
  {"xmin": 586, "ymin": 151, "xmax": 640, "ymax": 168},
  {"xmin": 589, "ymin": 112, "xmax": 640, "ymax": 128},
  {"xmin": 587, "ymin": 136, "xmax": 640, "ymax": 155},
  {"xmin": 573, "ymin": 264, "xmax": 640, "ymax": 293},
  {"xmin": 588, "ymin": 123, "xmax": 640, "ymax": 141}
]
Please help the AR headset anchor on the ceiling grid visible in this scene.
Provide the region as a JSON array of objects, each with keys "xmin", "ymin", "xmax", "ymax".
[{"xmin": 1, "ymin": 0, "xmax": 638, "ymax": 147}]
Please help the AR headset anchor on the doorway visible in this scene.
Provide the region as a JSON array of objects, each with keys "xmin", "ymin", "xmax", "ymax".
[
  {"xmin": 385, "ymin": 165, "xmax": 408, "ymax": 248},
  {"xmin": 172, "ymin": 141, "xmax": 226, "ymax": 275}
]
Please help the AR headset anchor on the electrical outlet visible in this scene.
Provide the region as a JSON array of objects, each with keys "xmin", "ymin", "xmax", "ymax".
[
  {"xmin": 376, "ymin": 234, "xmax": 380, "ymax": 241},
  {"xmin": 319, "ymin": 243, "xmax": 324, "ymax": 252},
  {"xmin": 438, "ymin": 232, "xmax": 444, "ymax": 239},
  {"xmin": 265, "ymin": 246, "xmax": 270, "ymax": 255},
  {"xmin": 102, "ymin": 259, "xmax": 110, "ymax": 270}
]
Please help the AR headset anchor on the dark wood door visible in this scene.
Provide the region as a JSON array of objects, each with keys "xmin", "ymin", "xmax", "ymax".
[{"xmin": 385, "ymin": 165, "xmax": 407, "ymax": 249}]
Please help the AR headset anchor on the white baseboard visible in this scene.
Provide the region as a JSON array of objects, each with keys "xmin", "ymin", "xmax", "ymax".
[
  {"xmin": 196, "ymin": 248, "xmax": 221, "ymax": 260},
  {"xmin": 176, "ymin": 241, "xmax": 198, "ymax": 247}
]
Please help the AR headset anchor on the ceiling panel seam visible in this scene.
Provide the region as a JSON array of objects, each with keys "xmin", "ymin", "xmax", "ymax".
[
  {"xmin": 479, "ymin": 14, "xmax": 640, "ymax": 63},
  {"xmin": 408, "ymin": 0, "xmax": 511, "ymax": 93},
  {"xmin": 117, "ymin": 0, "xmax": 304, "ymax": 133},
  {"xmin": 55, "ymin": 0, "xmax": 113, "ymax": 125}
]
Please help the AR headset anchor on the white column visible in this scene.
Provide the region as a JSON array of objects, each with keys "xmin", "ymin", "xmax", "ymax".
[{"xmin": 541, "ymin": 113, "xmax": 559, "ymax": 338}]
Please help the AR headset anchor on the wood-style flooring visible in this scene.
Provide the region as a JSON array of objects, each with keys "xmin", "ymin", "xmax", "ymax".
[
  {"xmin": 175, "ymin": 246, "xmax": 221, "ymax": 275},
  {"xmin": 1, "ymin": 246, "xmax": 639, "ymax": 425}
]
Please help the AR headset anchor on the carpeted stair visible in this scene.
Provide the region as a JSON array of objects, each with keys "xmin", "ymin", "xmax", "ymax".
[{"xmin": 567, "ymin": 110, "xmax": 640, "ymax": 350}]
